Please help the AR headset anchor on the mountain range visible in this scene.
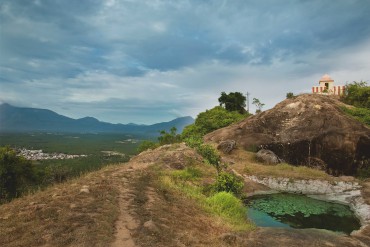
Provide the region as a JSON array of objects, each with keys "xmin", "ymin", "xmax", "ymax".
[{"xmin": 0, "ymin": 103, "xmax": 194, "ymax": 135}]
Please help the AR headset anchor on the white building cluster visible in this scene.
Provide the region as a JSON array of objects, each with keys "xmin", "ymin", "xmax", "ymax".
[{"xmin": 17, "ymin": 148, "xmax": 87, "ymax": 160}]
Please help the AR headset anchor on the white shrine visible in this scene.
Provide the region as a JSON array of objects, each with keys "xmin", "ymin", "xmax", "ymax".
[{"xmin": 312, "ymin": 74, "xmax": 345, "ymax": 95}]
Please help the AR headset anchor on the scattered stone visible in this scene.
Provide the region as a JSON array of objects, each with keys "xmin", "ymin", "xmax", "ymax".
[
  {"xmin": 143, "ymin": 220, "xmax": 159, "ymax": 233},
  {"xmin": 219, "ymin": 233, "xmax": 241, "ymax": 245},
  {"xmin": 217, "ymin": 140, "xmax": 236, "ymax": 154},
  {"xmin": 70, "ymin": 203, "xmax": 77, "ymax": 209},
  {"xmin": 256, "ymin": 149, "xmax": 280, "ymax": 164},
  {"xmin": 80, "ymin": 185, "xmax": 90, "ymax": 193}
]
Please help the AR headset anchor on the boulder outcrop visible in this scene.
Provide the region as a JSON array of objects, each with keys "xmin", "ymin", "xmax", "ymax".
[{"xmin": 205, "ymin": 94, "xmax": 370, "ymax": 175}]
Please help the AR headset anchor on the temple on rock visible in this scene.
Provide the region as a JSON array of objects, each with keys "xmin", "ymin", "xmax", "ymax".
[{"xmin": 312, "ymin": 74, "xmax": 345, "ymax": 95}]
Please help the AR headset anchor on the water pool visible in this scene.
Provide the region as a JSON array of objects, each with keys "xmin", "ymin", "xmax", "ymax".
[{"xmin": 245, "ymin": 193, "xmax": 361, "ymax": 234}]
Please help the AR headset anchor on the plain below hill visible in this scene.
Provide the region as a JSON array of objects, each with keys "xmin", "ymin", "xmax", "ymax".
[
  {"xmin": 0, "ymin": 103, "xmax": 194, "ymax": 135},
  {"xmin": 205, "ymin": 94, "xmax": 370, "ymax": 176}
]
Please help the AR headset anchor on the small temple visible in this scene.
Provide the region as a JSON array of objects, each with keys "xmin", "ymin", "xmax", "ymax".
[{"xmin": 312, "ymin": 74, "xmax": 345, "ymax": 95}]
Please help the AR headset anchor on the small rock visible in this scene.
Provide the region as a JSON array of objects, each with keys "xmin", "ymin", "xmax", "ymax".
[
  {"xmin": 80, "ymin": 185, "xmax": 90, "ymax": 193},
  {"xmin": 70, "ymin": 203, "xmax": 77, "ymax": 209},
  {"xmin": 219, "ymin": 233, "xmax": 241, "ymax": 245},
  {"xmin": 143, "ymin": 220, "xmax": 159, "ymax": 233}
]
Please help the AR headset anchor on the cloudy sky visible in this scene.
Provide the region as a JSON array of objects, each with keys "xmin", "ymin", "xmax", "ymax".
[{"xmin": 1, "ymin": 0, "xmax": 370, "ymax": 124}]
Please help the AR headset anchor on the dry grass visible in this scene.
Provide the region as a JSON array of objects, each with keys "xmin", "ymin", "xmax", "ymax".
[
  {"xmin": 229, "ymin": 149, "xmax": 335, "ymax": 181},
  {"xmin": 0, "ymin": 165, "xmax": 121, "ymax": 247}
]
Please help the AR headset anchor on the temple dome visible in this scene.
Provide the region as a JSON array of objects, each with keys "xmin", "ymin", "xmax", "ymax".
[{"xmin": 319, "ymin": 74, "xmax": 334, "ymax": 82}]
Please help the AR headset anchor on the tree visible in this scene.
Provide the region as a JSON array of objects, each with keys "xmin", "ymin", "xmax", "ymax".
[
  {"xmin": 218, "ymin": 92, "xmax": 247, "ymax": 114},
  {"xmin": 342, "ymin": 81, "xmax": 370, "ymax": 109},
  {"xmin": 0, "ymin": 147, "xmax": 36, "ymax": 202},
  {"xmin": 181, "ymin": 106, "xmax": 249, "ymax": 139},
  {"xmin": 158, "ymin": 127, "xmax": 182, "ymax": 145},
  {"xmin": 286, "ymin": 92, "xmax": 294, "ymax": 99},
  {"xmin": 252, "ymin": 98, "xmax": 265, "ymax": 113}
]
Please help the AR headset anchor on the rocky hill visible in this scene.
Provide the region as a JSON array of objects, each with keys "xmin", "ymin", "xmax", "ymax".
[
  {"xmin": 1, "ymin": 143, "xmax": 370, "ymax": 247},
  {"xmin": 205, "ymin": 94, "xmax": 370, "ymax": 175}
]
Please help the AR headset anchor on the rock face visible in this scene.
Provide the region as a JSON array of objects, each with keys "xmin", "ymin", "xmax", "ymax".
[
  {"xmin": 205, "ymin": 94, "xmax": 370, "ymax": 175},
  {"xmin": 255, "ymin": 149, "xmax": 281, "ymax": 164}
]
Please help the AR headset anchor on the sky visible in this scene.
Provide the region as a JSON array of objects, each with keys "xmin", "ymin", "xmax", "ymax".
[{"xmin": 1, "ymin": 0, "xmax": 370, "ymax": 124}]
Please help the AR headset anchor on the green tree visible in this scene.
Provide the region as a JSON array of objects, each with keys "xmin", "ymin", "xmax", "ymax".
[
  {"xmin": 218, "ymin": 92, "xmax": 247, "ymax": 114},
  {"xmin": 158, "ymin": 127, "xmax": 182, "ymax": 145},
  {"xmin": 137, "ymin": 140, "xmax": 159, "ymax": 153},
  {"xmin": 342, "ymin": 81, "xmax": 370, "ymax": 109},
  {"xmin": 252, "ymin": 98, "xmax": 265, "ymax": 113},
  {"xmin": 182, "ymin": 106, "xmax": 249, "ymax": 139},
  {"xmin": 0, "ymin": 147, "xmax": 36, "ymax": 202},
  {"xmin": 286, "ymin": 92, "xmax": 295, "ymax": 99},
  {"xmin": 213, "ymin": 172, "xmax": 244, "ymax": 196}
]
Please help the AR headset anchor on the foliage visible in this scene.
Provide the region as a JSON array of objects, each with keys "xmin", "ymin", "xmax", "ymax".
[
  {"xmin": 196, "ymin": 144, "xmax": 222, "ymax": 173},
  {"xmin": 158, "ymin": 127, "xmax": 182, "ymax": 145},
  {"xmin": 182, "ymin": 106, "xmax": 248, "ymax": 139},
  {"xmin": 213, "ymin": 172, "xmax": 244, "ymax": 196},
  {"xmin": 341, "ymin": 106, "xmax": 370, "ymax": 126},
  {"xmin": 171, "ymin": 167, "xmax": 203, "ymax": 181},
  {"xmin": 286, "ymin": 92, "xmax": 295, "ymax": 99},
  {"xmin": 252, "ymin": 98, "xmax": 265, "ymax": 113},
  {"xmin": 137, "ymin": 140, "xmax": 159, "ymax": 153},
  {"xmin": 218, "ymin": 91, "xmax": 247, "ymax": 114},
  {"xmin": 160, "ymin": 171, "xmax": 253, "ymax": 231},
  {"xmin": 206, "ymin": 192, "xmax": 249, "ymax": 229},
  {"xmin": 0, "ymin": 147, "xmax": 37, "ymax": 202},
  {"xmin": 341, "ymin": 81, "xmax": 370, "ymax": 109},
  {"xmin": 137, "ymin": 127, "xmax": 181, "ymax": 153}
]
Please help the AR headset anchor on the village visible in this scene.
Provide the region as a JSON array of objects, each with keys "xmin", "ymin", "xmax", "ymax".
[{"xmin": 17, "ymin": 148, "xmax": 87, "ymax": 161}]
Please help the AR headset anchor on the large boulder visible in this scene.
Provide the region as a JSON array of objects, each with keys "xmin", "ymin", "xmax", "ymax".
[
  {"xmin": 205, "ymin": 94, "xmax": 370, "ymax": 175},
  {"xmin": 256, "ymin": 149, "xmax": 281, "ymax": 164}
]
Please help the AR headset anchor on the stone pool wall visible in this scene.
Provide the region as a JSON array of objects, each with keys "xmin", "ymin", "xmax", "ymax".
[{"xmin": 243, "ymin": 175, "xmax": 370, "ymax": 226}]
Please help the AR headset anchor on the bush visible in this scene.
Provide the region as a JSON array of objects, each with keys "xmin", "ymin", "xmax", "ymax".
[
  {"xmin": 341, "ymin": 81, "xmax": 370, "ymax": 109},
  {"xmin": 341, "ymin": 106, "xmax": 370, "ymax": 126},
  {"xmin": 182, "ymin": 106, "xmax": 249, "ymax": 139},
  {"xmin": 158, "ymin": 127, "xmax": 182, "ymax": 145},
  {"xmin": 286, "ymin": 92, "xmax": 295, "ymax": 99},
  {"xmin": 213, "ymin": 172, "xmax": 244, "ymax": 196},
  {"xmin": 0, "ymin": 147, "xmax": 37, "ymax": 202},
  {"xmin": 206, "ymin": 191, "xmax": 247, "ymax": 224},
  {"xmin": 197, "ymin": 144, "xmax": 221, "ymax": 173},
  {"xmin": 137, "ymin": 140, "xmax": 159, "ymax": 153}
]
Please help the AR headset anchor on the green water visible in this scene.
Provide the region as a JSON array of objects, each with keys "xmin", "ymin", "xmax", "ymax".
[{"xmin": 245, "ymin": 193, "xmax": 361, "ymax": 234}]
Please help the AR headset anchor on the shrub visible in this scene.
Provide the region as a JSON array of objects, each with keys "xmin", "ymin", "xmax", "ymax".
[
  {"xmin": 206, "ymin": 191, "xmax": 248, "ymax": 227},
  {"xmin": 213, "ymin": 172, "xmax": 244, "ymax": 196},
  {"xmin": 286, "ymin": 92, "xmax": 295, "ymax": 99},
  {"xmin": 341, "ymin": 106, "xmax": 370, "ymax": 126},
  {"xmin": 341, "ymin": 81, "xmax": 370, "ymax": 109},
  {"xmin": 137, "ymin": 140, "xmax": 159, "ymax": 153},
  {"xmin": 171, "ymin": 167, "xmax": 203, "ymax": 181},
  {"xmin": 158, "ymin": 127, "xmax": 182, "ymax": 145},
  {"xmin": 182, "ymin": 106, "xmax": 248, "ymax": 139},
  {"xmin": 0, "ymin": 147, "xmax": 37, "ymax": 202},
  {"xmin": 197, "ymin": 144, "xmax": 221, "ymax": 173}
]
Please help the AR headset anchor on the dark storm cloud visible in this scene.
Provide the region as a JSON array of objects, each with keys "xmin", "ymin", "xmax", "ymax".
[{"xmin": 1, "ymin": 0, "xmax": 370, "ymax": 123}]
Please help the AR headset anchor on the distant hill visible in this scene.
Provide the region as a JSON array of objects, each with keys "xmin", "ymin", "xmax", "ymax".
[{"xmin": 0, "ymin": 103, "xmax": 194, "ymax": 135}]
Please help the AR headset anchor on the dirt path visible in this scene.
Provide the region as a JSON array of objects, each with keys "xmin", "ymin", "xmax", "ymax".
[{"xmin": 111, "ymin": 167, "xmax": 138, "ymax": 247}]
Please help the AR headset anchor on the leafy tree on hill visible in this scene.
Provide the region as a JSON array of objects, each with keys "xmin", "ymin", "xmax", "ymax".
[
  {"xmin": 252, "ymin": 98, "xmax": 265, "ymax": 113},
  {"xmin": 218, "ymin": 92, "xmax": 247, "ymax": 114},
  {"xmin": 0, "ymin": 147, "xmax": 37, "ymax": 202},
  {"xmin": 181, "ymin": 106, "xmax": 249, "ymax": 139},
  {"xmin": 342, "ymin": 81, "xmax": 370, "ymax": 109}
]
